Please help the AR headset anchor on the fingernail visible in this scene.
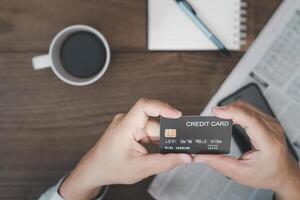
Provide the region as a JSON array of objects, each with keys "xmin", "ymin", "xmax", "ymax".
[
  {"xmin": 180, "ymin": 154, "xmax": 192, "ymax": 164},
  {"xmin": 172, "ymin": 110, "xmax": 182, "ymax": 117}
]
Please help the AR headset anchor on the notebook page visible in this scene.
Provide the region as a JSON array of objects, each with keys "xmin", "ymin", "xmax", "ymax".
[{"xmin": 148, "ymin": 0, "xmax": 241, "ymax": 50}]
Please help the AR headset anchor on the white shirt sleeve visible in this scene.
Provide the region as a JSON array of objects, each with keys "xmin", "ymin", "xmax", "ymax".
[{"xmin": 38, "ymin": 176, "xmax": 108, "ymax": 200}]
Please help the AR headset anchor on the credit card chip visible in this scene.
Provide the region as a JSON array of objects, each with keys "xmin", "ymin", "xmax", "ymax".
[{"xmin": 164, "ymin": 129, "xmax": 177, "ymax": 138}]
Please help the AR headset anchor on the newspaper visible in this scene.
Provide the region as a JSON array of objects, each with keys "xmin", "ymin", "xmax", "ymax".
[{"xmin": 148, "ymin": 0, "xmax": 300, "ymax": 199}]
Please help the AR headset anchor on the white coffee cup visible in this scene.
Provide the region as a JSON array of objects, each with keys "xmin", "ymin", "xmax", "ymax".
[{"xmin": 32, "ymin": 25, "xmax": 110, "ymax": 86}]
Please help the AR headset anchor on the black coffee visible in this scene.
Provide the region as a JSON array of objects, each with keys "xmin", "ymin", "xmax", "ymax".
[{"xmin": 60, "ymin": 31, "xmax": 107, "ymax": 78}]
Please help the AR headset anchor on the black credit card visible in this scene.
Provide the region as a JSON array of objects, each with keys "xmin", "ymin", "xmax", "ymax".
[{"xmin": 160, "ymin": 116, "xmax": 232, "ymax": 154}]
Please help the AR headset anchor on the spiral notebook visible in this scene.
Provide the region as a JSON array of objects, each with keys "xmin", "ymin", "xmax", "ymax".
[{"xmin": 148, "ymin": 0, "xmax": 247, "ymax": 50}]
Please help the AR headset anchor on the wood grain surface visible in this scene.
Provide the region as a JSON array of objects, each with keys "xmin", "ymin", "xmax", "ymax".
[{"xmin": 0, "ymin": 0, "xmax": 281, "ymax": 199}]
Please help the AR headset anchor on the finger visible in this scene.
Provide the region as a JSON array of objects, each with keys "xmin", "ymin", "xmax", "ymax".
[
  {"xmin": 212, "ymin": 103, "xmax": 271, "ymax": 147},
  {"xmin": 133, "ymin": 119, "xmax": 160, "ymax": 142},
  {"xmin": 132, "ymin": 142, "xmax": 148, "ymax": 155},
  {"xmin": 260, "ymin": 117, "xmax": 284, "ymax": 135},
  {"xmin": 229, "ymin": 101, "xmax": 280, "ymax": 132},
  {"xmin": 240, "ymin": 101, "xmax": 278, "ymax": 123},
  {"xmin": 137, "ymin": 153, "xmax": 192, "ymax": 177},
  {"xmin": 152, "ymin": 140, "xmax": 160, "ymax": 145},
  {"xmin": 139, "ymin": 137, "xmax": 151, "ymax": 144},
  {"xmin": 145, "ymin": 119, "xmax": 160, "ymax": 139},
  {"xmin": 140, "ymin": 137, "xmax": 160, "ymax": 145},
  {"xmin": 106, "ymin": 113, "xmax": 126, "ymax": 131},
  {"xmin": 125, "ymin": 98, "xmax": 182, "ymax": 129},
  {"xmin": 194, "ymin": 154, "xmax": 246, "ymax": 180}
]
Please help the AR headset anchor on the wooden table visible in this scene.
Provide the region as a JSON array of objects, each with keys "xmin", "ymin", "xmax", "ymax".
[{"xmin": 0, "ymin": 0, "xmax": 281, "ymax": 199}]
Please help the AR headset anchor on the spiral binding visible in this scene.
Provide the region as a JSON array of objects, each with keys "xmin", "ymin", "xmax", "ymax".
[{"xmin": 240, "ymin": 0, "xmax": 247, "ymax": 46}]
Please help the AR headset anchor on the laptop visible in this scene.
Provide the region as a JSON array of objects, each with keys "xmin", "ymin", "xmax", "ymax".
[{"xmin": 149, "ymin": 0, "xmax": 300, "ymax": 199}]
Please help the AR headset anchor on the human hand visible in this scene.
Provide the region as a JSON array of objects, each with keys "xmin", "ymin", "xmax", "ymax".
[
  {"xmin": 60, "ymin": 99, "xmax": 192, "ymax": 200},
  {"xmin": 194, "ymin": 101, "xmax": 300, "ymax": 200}
]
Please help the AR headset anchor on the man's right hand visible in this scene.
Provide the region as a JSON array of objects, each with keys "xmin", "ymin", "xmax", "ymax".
[{"xmin": 194, "ymin": 101, "xmax": 300, "ymax": 200}]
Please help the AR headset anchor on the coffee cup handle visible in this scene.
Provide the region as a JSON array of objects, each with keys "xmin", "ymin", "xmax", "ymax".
[{"xmin": 32, "ymin": 55, "xmax": 52, "ymax": 70}]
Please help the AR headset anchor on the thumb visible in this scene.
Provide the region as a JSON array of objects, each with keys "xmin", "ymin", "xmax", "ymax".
[
  {"xmin": 138, "ymin": 153, "xmax": 192, "ymax": 177},
  {"xmin": 194, "ymin": 155, "xmax": 245, "ymax": 180}
]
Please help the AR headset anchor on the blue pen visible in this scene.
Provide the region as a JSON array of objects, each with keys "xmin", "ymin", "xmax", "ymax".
[{"xmin": 175, "ymin": 0, "xmax": 230, "ymax": 55}]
